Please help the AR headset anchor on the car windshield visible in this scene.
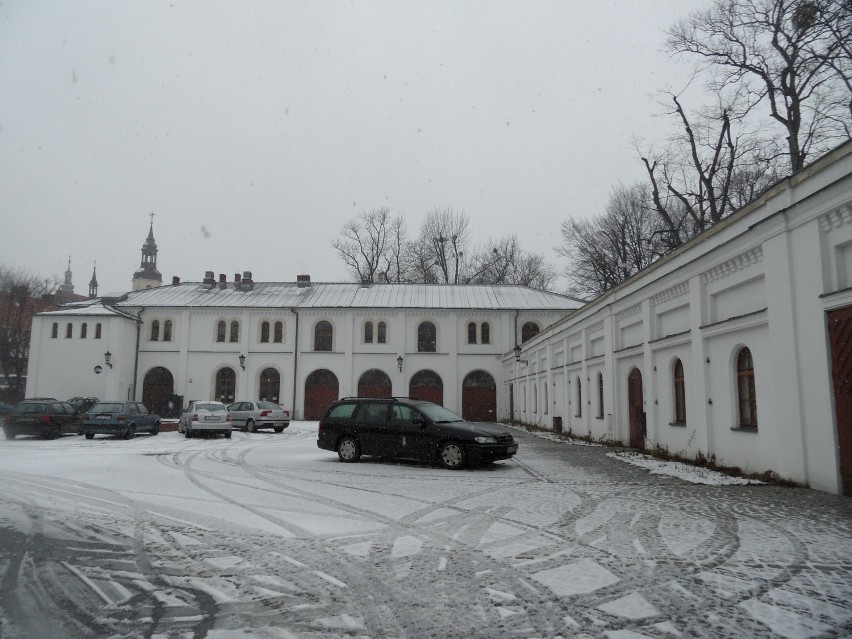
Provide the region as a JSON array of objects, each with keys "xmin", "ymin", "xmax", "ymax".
[
  {"xmin": 91, "ymin": 403, "xmax": 124, "ymax": 413},
  {"xmin": 257, "ymin": 401, "xmax": 281, "ymax": 410},
  {"xmin": 14, "ymin": 403, "xmax": 47, "ymax": 414},
  {"xmin": 195, "ymin": 403, "xmax": 224, "ymax": 412},
  {"xmin": 417, "ymin": 403, "xmax": 464, "ymax": 423}
]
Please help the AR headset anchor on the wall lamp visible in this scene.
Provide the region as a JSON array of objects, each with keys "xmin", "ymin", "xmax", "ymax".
[
  {"xmin": 513, "ymin": 345, "xmax": 528, "ymax": 365},
  {"xmin": 239, "ymin": 354, "xmax": 246, "ymax": 370},
  {"xmin": 397, "ymin": 355, "xmax": 404, "ymax": 372},
  {"xmin": 104, "ymin": 351, "xmax": 113, "ymax": 369}
]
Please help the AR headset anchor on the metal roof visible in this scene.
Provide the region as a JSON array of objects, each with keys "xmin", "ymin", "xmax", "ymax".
[
  {"xmin": 111, "ymin": 282, "xmax": 583, "ymax": 311},
  {"xmin": 37, "ymin": 302, "xmax": 139, "ymax": 320}
]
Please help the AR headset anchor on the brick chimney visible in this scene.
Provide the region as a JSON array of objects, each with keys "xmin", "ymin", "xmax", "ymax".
[
  {"xmin": 203, "ymin": 271, "xmax": 215, "ymax": 289},
  {"xmin": 219, "ymin": 273, "xmax": 227, "ymax": 289},
  {"xmin": 296, "ymin": 274, "xmax": 311, "ymax": 288},
  {"xmin": 172, "ymin": 276, "xmax": 180, "ymax": 285},
  {"xmin": 241, "ymin": 271, "xmax": 254, "ymax": 291}
]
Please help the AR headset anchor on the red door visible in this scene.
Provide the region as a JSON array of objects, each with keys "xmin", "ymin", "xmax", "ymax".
[
  {"xmin": 358, "ymin": 369, "xmax": 392, "ymax": 398},
  {"xmin": 304, "ymin": 369, "xmax": 339, "ymax": 420},
  {"xmin": 462, "ymin": 371, "xmax": 496, "ymax": 422},
  {"xmin": 409, "ymin": 370, "xmax": 444, "ymax": 405},
  {"xmin": 627, "ymin": 368, "xmax": 645, "ymax": 450},
  {"xmin": 828, "ymin": 307, "xmax": 852, "ymax": 496}
]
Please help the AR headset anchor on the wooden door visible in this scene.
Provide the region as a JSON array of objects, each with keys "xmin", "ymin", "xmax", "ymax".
[
  {"xmin": 462, "ymin": 371, "xmax": 497, "ymax": 422},
  {"xmin": 828, "ymin": 307, "xmax": 852, "ymax": 496},
  {"xmin": 304, "ymin": 369, "xmax": 339, "ymax": 420},
  {"xmin": 627, "ymin": 368, "xmax": 645, "ymax": 450}
]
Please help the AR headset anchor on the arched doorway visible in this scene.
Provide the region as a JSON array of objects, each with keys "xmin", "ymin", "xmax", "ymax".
[
  {"xmin": 259, "ymin": 367, "xmax": 281, "ymax": 402},
  {"xmin": 358, "ymin": 369, "xmax": 392, "ymax": 398},
  {"xmin": 304, "ymin": 369, "xmax": 339, "ymax": 420},
  {"xmin": 627, "ymin": 367, "xmax": 645, "ymax": 449},
  {"xmin": 142, "ymin": 366, "xmax": 174, "ymax": 415},
  {"xmin": 462, "ymin": 371, "xmax": 496, "ymax": 422},
  {"xmin": 215, "ymin": 367, "xmax": 237, "ymax": 403},
  {"xmin": 409, "ymin": 370, "xmax": 443, "ymax": 405}
]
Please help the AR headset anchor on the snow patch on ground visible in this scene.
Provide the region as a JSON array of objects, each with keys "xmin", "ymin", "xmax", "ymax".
[{"xmin": 607, "ymin": 451, "xmax": 764, "ymax": 485}]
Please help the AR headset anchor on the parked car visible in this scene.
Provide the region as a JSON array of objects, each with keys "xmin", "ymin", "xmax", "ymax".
[
  {"xmin": 68, "ymin": 396, "xmax": 100, "ymax": 414},
  {"xmin": 178, "ymin": 401, "xmax": 232, "ymax": 438},
  {"xmin": 3, "ymin": 399, "xmax": 83, "ymax": 440},
  {"xmin": 317, "ymin": 397, "xmax": 518, "ymax": 469},
  {"xmin": 227, "ymin": 400, "xmax": 290, "ymax": 433},
  {"xmin": 81, "ymin": 401, "xmax": 161, "ymax": 439},
  {"xmin": 0, "ymin": 402, "xmax": 14, "ymax": 417}
]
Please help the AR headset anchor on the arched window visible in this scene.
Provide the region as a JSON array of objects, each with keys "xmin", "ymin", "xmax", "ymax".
[
  {"xmin": 737, "ymin": 347, "xmax": 757, "ymax": 428},
  {"xmin": 468, "ymin": 322, "xmax": 477, "ymax": 344},
  {"xmin": 273, "ymin": 321, "xmax": 283, "ymax": 343},
  {"xmin": 65, "ymin": 323, "xmax": 73, "ymax": 338},
  {"xmin": 150, "ymin": 320, "xmax": 160, "ymax": 342},
  {"xmin": 521, "ymin": 322, "xmax": 539, "ymax": 343},
  {"xmin": 364, "ymin": 321, "xmax": 374, "ymax": 343},
  {"xmin": 260, "ymin": 321, "xmax": 270, "ymax": 343},
  {"xmin": 216, "ymin": 320, "xmax": 226, "ymax": 342},
  {"xmin": 377, "ymin": 321, "xmax": 387, "ymax": 344},
  {"xmin": 95, "ymin": 323, "xmax": 102, "ymax": 339},
  {"xmin": 418, "ymin": 321, "xmax": 436, "ymax": 352},
  {"xmin": 215, "ymin": 367, "xmax": 237, "ymax": 403},
  {"xmin": 314, "ymin": 321, "xmax": 333, "ymax": 351},
  {"xmin": 80, "ymin": 323, "xmax": 88, "ymax": 339},
  {"xmin": 230, "ymin": 320, "xmax": 239, "ymax": 343},
  {"xmin": 673, "ymin": 359, "xmax": 686, "ymax": 423},
  {"xmin": 163, "ymin": 320, "xmax": 172, "ymax": 342},
  {"xmin": 481, "ymin": 322, "xmax": 490, "ymax": 344},
  {"xmin": 597, "ymin": 372, "xmax": 604, "ymax": 418},
  {"xmin": 259, "ymin": 368, "xmax": 280, "ymax": 402},
  {"xmin": 51, "ymin": 323, "xmax": 58, "ymax": 338},
  {"xmin": 575, "ymin": 377, "xmax": 582, "ymax": 417}
]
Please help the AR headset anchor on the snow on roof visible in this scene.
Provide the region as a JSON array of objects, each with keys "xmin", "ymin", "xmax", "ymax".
[
  {"xmin": 37, "ymin": 301, "xmax": 139, "ymax": 320},
  {"xmin": 113, "ymin": 282, "xmax": 584, "ymax": 311}
]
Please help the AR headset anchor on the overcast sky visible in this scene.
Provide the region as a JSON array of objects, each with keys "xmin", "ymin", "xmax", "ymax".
[{"xmin": 0, "ymin": 0, "xmax": 710, "ymax": 295}]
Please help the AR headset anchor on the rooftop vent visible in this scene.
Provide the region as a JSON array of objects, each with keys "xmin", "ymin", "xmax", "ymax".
[
  {"xmin": 297, "ymin": 274, "xmax": 311, "ymax": 288},
  {"xmin": 172, "ymin": 276, "xmax": 180, "ymax": 285},
  {"xmin": 203, "ymin": 271, "xmax": 215, "ymax": 289}
]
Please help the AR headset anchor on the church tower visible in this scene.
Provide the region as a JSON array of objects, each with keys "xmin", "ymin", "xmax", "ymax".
[
  {"xmin": 132, "ymin": 215, "xmax": 163, "ymax": 291},
  {"xmin": 89, "ymin": 265, "xmax": 98, "ymax": 299},
  {"xmin": 59, "ymin": 256, "xmax": 75, "ymax": 295}
]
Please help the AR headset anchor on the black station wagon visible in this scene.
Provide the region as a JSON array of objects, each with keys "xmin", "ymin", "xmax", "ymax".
[{"xmin": 317, "ymin": 398, "xmax": 518, "ymax": 469}]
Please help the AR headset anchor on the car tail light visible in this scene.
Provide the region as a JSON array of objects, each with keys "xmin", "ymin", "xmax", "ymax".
[
  {"xmin": 191, "ymin": 413, "xmax": 198, "ymax": 422},
  {"xmin": 118, "ymin": 415, "xmax": 127, "ymax": 422},
  {"xmin": 226, "ymin": 414, "xmax": 232, "ymax": 422},
  {"xmin": 82, "ymin": 415, "xmax": 90, "ymax": 422},
  {"xmin": 260, "ymin": 410, "xmax": 271, "ymax": 417},
  {"xmin": 283, "ymin": 411, "xmax": 290, "ymax": 418},
  {"xmin": 40, "ymin": 415, "xmax": 50, "ymax": 424}
]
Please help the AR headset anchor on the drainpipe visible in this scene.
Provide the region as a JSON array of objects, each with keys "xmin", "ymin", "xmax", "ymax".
[
  {"xmin": 513, "ymin": 309, "xmax": 520, "ymax": 349},
  {"xmin": 132, "ymin": 310, "xmax": 142, "ymax": 401},
  {"xmin": 290, "ymin": 307, "xmax": 300, "ymax": 419}
]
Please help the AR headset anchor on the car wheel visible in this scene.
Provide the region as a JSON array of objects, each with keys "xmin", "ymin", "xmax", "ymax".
[
  {"xmin": 4, "ymin": 428, "xmax": 15, "ymax": 440},
  {"xmin": 151, "ymin": 422, "xmax": 160, "ymax": 436},
  {"xmin": 337, "ymin": 436, "xmax": 361, "ymax": 462},
  {"xmin": 185, "ymin": 427, "xmax": 192, "ymax": 439},
  {"xmin": 439, "ymin": 441, "xmax": 466, "ymax": 470},
  {"xmin": 224, "ymin": 430, "xmax": 232, "ymax": 439},
  {"xmin": 124, "ymin": 426, "xmax": 136, "ymax": 440},
  {"xmin": 44, "ymin": 424, "xmax": 62, "ymax": 440},
  {"xmin": 84, "ymin": 432, "xmax": 94, "ymax": 440},
  {"xmin": 273, "ymin": 426, "xmax": 284, "ymax": 433},
  {"xmin": 246, "ymin": 419, "xmax": 256, "ymax": 433}
]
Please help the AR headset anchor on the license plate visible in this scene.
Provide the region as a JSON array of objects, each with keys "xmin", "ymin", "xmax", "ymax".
[
  {"xmin": 507, "ymin": 445, "xmax": 518, "ymax": 453},
  {"xmin": 96, "ymin": 415, "xmax": 111, "ymax": 420},
  {"xmin": 203, "ymin": 416, "xmax": 219, "ymax": 422}
]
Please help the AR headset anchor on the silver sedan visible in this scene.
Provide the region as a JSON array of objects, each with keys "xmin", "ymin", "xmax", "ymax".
[{"xmin": 227, "ymin": 401, "xmax": 290, "ymax": 433}]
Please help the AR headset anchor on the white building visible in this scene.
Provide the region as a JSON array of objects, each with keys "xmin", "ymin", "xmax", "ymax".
[
  {"xmin": 506, "ymin": 142, "xmax": 852, "ymax": 496},
  {"xmin": 26, "ymin": 273, "xmax": 581, "ymax": 422}
]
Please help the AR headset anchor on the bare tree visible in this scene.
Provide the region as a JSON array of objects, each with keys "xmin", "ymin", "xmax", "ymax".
[
  {"xmin": 376, "ymin": 213, "xmax": 411, "ymax": 283},
  {"xmin": 640, "ymin": 93, "xmax": 778, "ymax": 249},
  {"xmin": 667, "ymin": 0, "xmax": 852, "ymax": 173},
  {"xmin": 467, "ymin": 235, "xmax": 556, "ymax": 289},
  {"xmin": 331, "ymin": 209, "xmax": 396, "ymax": 284},
  {"xmin": 558, "ymin": 184, "xmax": 666, "ymax": 298},
  {"xmin": 409, "ymin": 208, "xmax": 472, "ymax": 284},
  {"xmin": 0, "ymin": 266, "xmax": 59, "ymax": 402}
]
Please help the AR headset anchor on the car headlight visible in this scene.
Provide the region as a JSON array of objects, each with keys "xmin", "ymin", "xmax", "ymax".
[{"xmin": 474, "ymin": 436, "xmax": 498, "ymax": 444}]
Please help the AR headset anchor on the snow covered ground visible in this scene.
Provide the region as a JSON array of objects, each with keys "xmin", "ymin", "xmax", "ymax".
[{"xmin": 0, "ymin": 421, "xmax": 850, "ymax": 638}]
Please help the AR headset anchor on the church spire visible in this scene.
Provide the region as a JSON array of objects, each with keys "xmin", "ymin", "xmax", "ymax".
[
  {"xmin": 89, "ymin": 263, "xmax": 98, "ymax": 299},
  {"xmin": 60, "ymin": 256, "xmax": 74, "ymax": 295},
  {"xmin": 132, "ymin": 214, "xmax": 163, "ymax": 291}
]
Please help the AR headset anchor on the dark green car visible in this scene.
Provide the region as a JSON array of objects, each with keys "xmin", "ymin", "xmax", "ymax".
[
  {"xmin": 3, "ymin": 400, "xmax": 83, "ymax": 440},
  {"xmin": 81, "ymin": 401, "xmax": 161, "ymax": 439}
]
